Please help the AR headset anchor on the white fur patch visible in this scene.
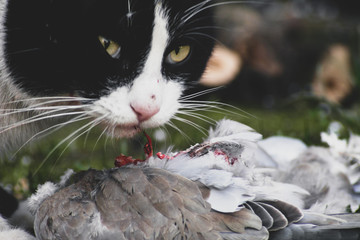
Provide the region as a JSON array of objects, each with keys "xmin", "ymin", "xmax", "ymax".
[
  {"xmin": 59, "ymin": 169, "xmax": 75, "ymax": 186},
  {"xmin": 27, "ymin": 182, "xmax": 59, "ymax": 214},
  {"xmin": 0, "ymin": 228, "xmax": 36, "ymax": 240},
  {"xmin": 0, "ymin": 215, "xmax": 11, "ymax": 231},
  {"xmin": 0, "ymin": 215, "xmax": 35, "ymax": 240},
  {"xmin": 0, "ymin": 207, "xmax": 35, "ymax": 240},
  {"xmin": 28, "ymin": 169, "xmax": 73, "ymax": 215},
  {"xmin": 90, "ymin": 3, "xmax": 182, "ymax": 137}
]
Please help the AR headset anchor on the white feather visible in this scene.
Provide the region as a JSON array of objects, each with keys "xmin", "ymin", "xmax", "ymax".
[
  {"xmin": 207, "ymin": 187, "xmax": 251, "ymax": 213},
  {"xmin": 27, "ymin": 182, "xmax": 59, "ymax": 215},
  {"xmin": 149, "ymin": 119, "xmax": 309, "ymax": 213},
  {"xmin": 206, "ymin": 119, "xmax": 259, "ymax": 141},
  {"xmin": 258, "ymin": 136, "xmax": 308, "ymax": 170}
]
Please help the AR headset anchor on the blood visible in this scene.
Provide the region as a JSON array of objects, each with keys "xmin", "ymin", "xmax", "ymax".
[
  {"xmin": 114, "ymin": 131, "xmax": 154, "ymax": 167},
  {"xmin": 214, "ymin": 149, "xmax": 238, "ymax": 165},
  {"xmin": 156, "ymin": 152, "xmax": 174, "ymax": 160},
  {"xmin": 143, "ymin": 131, "xmax": 153, "ymax": 158},
  {"xmin": 114, "ymin": 154, "xmax": 145, "ymax": 167}
]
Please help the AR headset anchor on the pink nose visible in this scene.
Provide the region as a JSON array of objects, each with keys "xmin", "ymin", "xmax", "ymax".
[{"xmin": 131, "ymin": 103, "xmax": 160, "ymax": 122}]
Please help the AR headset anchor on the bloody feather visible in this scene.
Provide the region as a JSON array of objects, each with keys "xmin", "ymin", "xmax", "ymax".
[{"xmin": 115, "ymin": 131, "xmax": 153, "ymax": 167}]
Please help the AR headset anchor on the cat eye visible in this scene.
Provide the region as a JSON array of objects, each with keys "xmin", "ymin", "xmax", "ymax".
[
  {"xmin": 98, "ymin": 36, "xmax": 121, "ymax": 57},
  {"xmin": 167, "ymin": 45, "xmax": 191, "ymax": 64}
]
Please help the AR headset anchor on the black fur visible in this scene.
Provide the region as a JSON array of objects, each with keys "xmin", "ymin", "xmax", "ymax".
[{"xmin": 3, "ymin": 0, "xmax": 214, "ymax": 98}]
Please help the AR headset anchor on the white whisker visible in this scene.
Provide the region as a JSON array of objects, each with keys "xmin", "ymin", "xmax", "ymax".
[
  {"xmin": 180, "ymin": 86, "xmax": 223, "ymax": 100},
  {"xmin": 93, "ymin": 126, "xmax": 109, "ymax": 152},
  {"xmin": 176, "ymin": 110, "xmax": 216, "ymax": 125},
  {"xmin": 184, "ymin": 25, "xmax": 233, "ymax": 33},
  {"xmin": 182, "ymin": 0, "xmax": 268, "ymax": 24},
  {"xmin": 5, "ymin": 96, "xmax": 91, "ymax": 104},
  {"xmin": 183, "ymin": 32, "xmax": 225, "ymax": 46},
  {"xmin": 27, "ymin": 98, "xmax": 89, "ymax": 108},
  {"xmin": 33, "ymin": 114, "xmax": 108, "ymax": 176},
  {"xmin": 165, "ymin": 120, "xmax": 192, "ymax": 142},
  {"xmin": 55, "ymin": 116, "xmax": 107, "ymax": 164},
  {"xmin": 183, "ymin": 106, "xmax": 242, "ymax": 118},
  {"xmin": 178, "ymin": 105, "xmax": 212, "ymax": 111},
  {"xmin": 158, "ymin": 125, "xmax": 172, "ymax": 145},
  {"xmin": 0, "ymin": 105, "xmax": 86, "ymax": 116},
  {"xmin": 172, "ymin": 116, "xmax": 207, "ymax": 135},
  {"xmin": 184, "ymin": 0, "xmax": 211, "ymax": 14},
  {"xmin": 12, "ymin": 114, "xmax": 91, "ymax": 157},
  {"xmin": 180, "ymin": 100, "xmax": 256, "ymax": 119},
  {"xmin": 0, "ymin": 110, "xmax": 87, "ymax": 133},
  {"xmin": 83, "ymin": 118, "xmax": 101, "ymax": 147},
  {"xmin": 104, "ymin": 134, "xmax": 111, "ymax": 151}
]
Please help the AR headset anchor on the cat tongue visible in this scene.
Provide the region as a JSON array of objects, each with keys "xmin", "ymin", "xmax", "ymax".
[{"xmin": 114, "ymin": 131, "xmax": 153, "ymax": 167}]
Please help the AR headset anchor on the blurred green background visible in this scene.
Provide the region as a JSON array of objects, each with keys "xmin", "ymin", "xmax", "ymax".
[{"xmin": 1, "ymin": 0, "xmax": 360, "ymax": 200}]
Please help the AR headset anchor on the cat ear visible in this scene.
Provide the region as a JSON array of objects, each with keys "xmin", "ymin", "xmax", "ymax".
[{"xmin": 200, "ymin": 45, "xmax": 241, "ymax": 87}]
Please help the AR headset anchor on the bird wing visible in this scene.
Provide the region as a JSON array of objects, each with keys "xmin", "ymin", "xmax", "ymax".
[
  {"xmin": 34, "ymin": 167, "xmax": 270, "ymax": 240},
  {"xmin": 32, "ymin": 119, "xmax": 360, "ymax": 240}
]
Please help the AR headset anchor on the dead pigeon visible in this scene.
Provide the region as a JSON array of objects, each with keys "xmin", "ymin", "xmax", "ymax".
[{"xmin": 29, "ymin": 119, "xmax": 360, "ymax": 240}]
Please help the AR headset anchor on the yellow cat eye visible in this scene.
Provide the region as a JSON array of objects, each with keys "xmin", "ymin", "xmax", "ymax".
[
  {"xmin": 98, "ymin": 36, "xmax": 121, "ymax": 57},
  {"xmin": 169, "ymin": 45, "xmax": 191, "ymax": 63}
]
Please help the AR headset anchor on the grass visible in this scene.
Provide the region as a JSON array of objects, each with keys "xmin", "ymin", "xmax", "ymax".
[{"xmin": 0, "ymin": 96, "xmax": 359, "ymax": 199}]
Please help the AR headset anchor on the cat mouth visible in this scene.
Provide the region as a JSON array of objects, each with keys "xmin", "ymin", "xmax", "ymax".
[{"xmin": 109, "ymin": 124, "xmax": 142, "ymax": 138}]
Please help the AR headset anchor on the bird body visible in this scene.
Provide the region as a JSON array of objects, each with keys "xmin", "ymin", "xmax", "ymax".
[{"xmin": 29, "ymin": 119, "xmax": 360, "ymax": 240}]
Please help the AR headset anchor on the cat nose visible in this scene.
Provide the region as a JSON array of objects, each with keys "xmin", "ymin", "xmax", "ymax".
[{"xmin": 131, "ymin": 99, "xmax": 160, "ymax": 122}]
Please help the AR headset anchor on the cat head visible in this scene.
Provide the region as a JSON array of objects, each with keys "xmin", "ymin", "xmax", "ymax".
[{"xmin": 2, "ymin": 0, "xmax": 215, "ymax": 138}]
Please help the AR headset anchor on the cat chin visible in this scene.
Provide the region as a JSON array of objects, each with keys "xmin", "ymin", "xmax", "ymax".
[
  {"xmin": 107, "ymin": 124, "xmax": 142, "ymax": 138},
  {"xmin": 104, "ymin": 117, "xmax": 168, "ymax": 138}
]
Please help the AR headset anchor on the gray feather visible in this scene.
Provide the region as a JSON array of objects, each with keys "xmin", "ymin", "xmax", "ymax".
[
  {"xmin": 270, "ymin": 213, "xmax": 360, "ymax": 240},
  {"xmin": 33, "ymin": 167, "xmax": 360, "ymax": 240},
  {"xmin": 256, "ymin": 202, "xmax": 288, "ymax": 231},
  {"xmin": 34, "ymin": 168, "xmax": 267, "ymax": 240},
  {"xmin": 220, "ymin": 227, "xmax": 269, "ymax": 240},
  {"xmin": 260, "ymin": 200, "xmax": 303, "ymax": 224},
  {"xmin": 246, "ymin": 202, "xmax": 274, "ymax": 229}
]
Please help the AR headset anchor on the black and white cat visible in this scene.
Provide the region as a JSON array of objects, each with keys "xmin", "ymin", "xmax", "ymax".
[
  {"xmin": 0, "ymin": 0, "xmax": 215, "ymax": 238},
  {"xmin": 0, "ymin": 0, "xmax": 215, "ymax": 152}
]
